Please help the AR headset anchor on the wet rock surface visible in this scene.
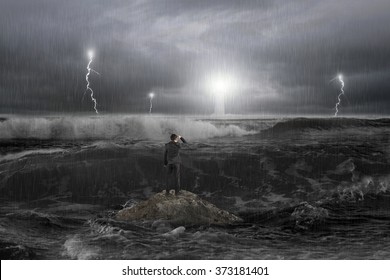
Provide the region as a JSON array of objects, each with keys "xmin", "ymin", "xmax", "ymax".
[
  {"xmin": 116, "ymin": 190, "xmax": 242, "ymax": 225},
  {"xmin": 290, "ymin": 202, "xmax": 329, "ymax": 230}
]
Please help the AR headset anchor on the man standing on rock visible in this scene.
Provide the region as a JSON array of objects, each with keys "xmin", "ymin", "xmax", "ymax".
[{"xmin": 164, "ymin": 134, "xmax": 187, "ymax": 195}]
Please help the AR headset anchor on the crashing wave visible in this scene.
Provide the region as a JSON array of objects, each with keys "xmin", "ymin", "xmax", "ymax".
[
  {"xmin": 0, "ymin": 115, "xmax": 255, "ymax": 141},
  {"xmin": 62, "ymin": 235, "xmax": 100, "ymax": 260},
  {"xmin": 333, "ymin": 175, "xmax": 390, "ymax": 203}
]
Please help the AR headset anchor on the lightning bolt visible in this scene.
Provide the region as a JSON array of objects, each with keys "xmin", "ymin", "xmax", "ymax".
[
  {"xmin": 149, "ymin": 92, "xmax": 154, "ymax": 114},
  {"xmin": 334, "ymin": 74, "xmax": 345, "ymax": 117},
  {"xmin": 84, "ymin": 50, "xmax": 99, "ymax": 114}
]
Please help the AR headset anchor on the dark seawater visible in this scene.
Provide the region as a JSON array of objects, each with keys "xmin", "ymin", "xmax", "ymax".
[{"xmin": 1, "ymin": 115, "xmax": 390, "ymax": 259}]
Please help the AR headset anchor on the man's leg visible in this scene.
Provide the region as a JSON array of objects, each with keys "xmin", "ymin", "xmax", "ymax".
[
  {"xmin": 166, "ymin": 164, "xmax": 173, "ymax": 194},
  {"xmin": 174, "ymin": 163, "xmax": 181, "ymax": 194}
]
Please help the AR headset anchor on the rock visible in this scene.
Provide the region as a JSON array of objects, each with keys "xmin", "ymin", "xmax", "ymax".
[
  {"xmin": 116, "ymin": 190, "xmax": 242, "ymax": 225},
  {"xmin": 290, "ymin": 202, "xmax": 329, "ymax": 230}
]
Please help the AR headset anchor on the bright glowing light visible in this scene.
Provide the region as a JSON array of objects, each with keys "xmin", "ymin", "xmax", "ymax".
[
  {"xmin": 210, "ymin": 77, "xmax": 228, "ymax": 94},
  {"xmin": 208, "ymin": 73, "xmax": 237, "ymax": 97},
  {"xmin": 149, "ymin": 92, "xmax": 154, "ymax": 113},
  {"xmin": 334, "ymin": 74, "xmax": 345, "ymax": 117},
  {"xmin": 88, "ymin": 50, "xmax": 94, "ymax": 60},
  {"xmin": 206, "ymin": 72, "xmax": 238, "ymax": 115}
]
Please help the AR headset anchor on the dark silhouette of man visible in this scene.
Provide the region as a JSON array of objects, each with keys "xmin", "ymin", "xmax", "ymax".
[{"xmin": 164, "ymin": 133, "xmax": 187, "ymax": 195}]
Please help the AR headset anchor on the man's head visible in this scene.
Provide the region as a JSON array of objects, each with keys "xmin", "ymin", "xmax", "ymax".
[{"xmin": 170, "ymin": 134, "xmax": 179, "ymax": 142}]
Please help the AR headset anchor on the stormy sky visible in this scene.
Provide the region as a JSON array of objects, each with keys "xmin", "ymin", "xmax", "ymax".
[{"xmin": 1, "ymin": 0, "xmax": 390, "ymax": 115}]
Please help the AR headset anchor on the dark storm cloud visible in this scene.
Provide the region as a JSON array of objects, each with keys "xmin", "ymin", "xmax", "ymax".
[{"xmin": 0, "ymin": 0, "xmax": 389, "ymax": 114}]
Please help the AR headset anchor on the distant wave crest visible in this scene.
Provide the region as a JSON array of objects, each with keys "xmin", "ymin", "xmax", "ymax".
[
  {"xmin": 265, "ymin": 117, "xmax": 390, "ymax": 133},
  {"xmin": 0, "ymin": 115, "xmax": 256, "ymax": 140}
]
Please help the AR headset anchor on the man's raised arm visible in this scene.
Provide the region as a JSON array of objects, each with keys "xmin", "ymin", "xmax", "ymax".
[{"xmin": 178, "ymin": 135, "xmax": 187, "ymax": 143}]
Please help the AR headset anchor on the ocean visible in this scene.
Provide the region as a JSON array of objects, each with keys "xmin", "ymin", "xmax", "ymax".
[{"xmin": 1, "ymin": 115, "xmax": 389, "ymax": 259}]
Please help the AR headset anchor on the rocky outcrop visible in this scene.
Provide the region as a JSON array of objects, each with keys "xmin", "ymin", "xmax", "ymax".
[
  {"xmin": 290, "ymin": 202, "xmax": 329, "ymax": 230},
  {"xmin": 116, "ymin": 190, "xmax": 242, "ymax": 225}
]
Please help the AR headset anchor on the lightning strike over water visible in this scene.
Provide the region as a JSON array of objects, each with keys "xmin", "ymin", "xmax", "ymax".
[
  {"xmin": 85, "ymin": 50, "xmax": 99, "ymax": 114},
  {"xmin": 149, "ymin": 92, "xmax": 154, "ymax": 114},
  {"xmin": 334, "ymin": 74, "xmax": 345, "ymax": 117}
]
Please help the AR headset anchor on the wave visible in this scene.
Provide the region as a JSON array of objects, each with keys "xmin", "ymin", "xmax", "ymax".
[
  {"xmin": 0, "ymin": 148, "xmax": 65, "ymax": 162},
  {"xmin": 324, "ymin": 174, "xmax": 390, "ymax": 204},
  {"xmin": 242, "ymin": 174, "xmax": 390, "ymax": 229},
  {"xmin": 4, "ymin": 210, "xmax": 67, "ymax": 228},
  {"xmin": 0, "ymin": 115, "xmax": 256, "ymax": 141},
  {"xmin": 264, "ymin": 117, "xmax": 390, "ymax": 134},
  {"xmin": 0, "ymin": 241, "xmax": 37, "ymax": 259},
  {"xmin": 62, "ymin": 235, "xmax": 100, "ymax": 260}
]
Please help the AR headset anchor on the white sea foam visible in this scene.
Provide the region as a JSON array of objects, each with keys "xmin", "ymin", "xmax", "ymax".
[
  {"xmin": 0, "ymin": 148, "xmax": 65, "ymax": 162},
  {"xmin": 163, "ymin": 226, "xmax": 185, "ymax": 237},
  {"xmin": 0, "ymin": 115, "xmax": 257, "ymax": 141},
  {"xmin": 336, "ymin": 175, "xmax": 390, "ymax": 202},
  {"xmin": 63, "ymin": 235, "xmax": 99, "ymax": 260}
]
